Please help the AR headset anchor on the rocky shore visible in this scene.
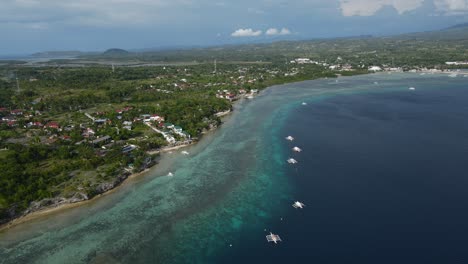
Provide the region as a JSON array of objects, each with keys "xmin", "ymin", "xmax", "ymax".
[{"xmin": 0, "ymin": 167, "xmax": 144, "ymax": 230}]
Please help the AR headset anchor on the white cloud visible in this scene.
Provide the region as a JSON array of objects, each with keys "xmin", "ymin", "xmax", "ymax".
[
  {"xmin": 434, "ymin": 0, "xmax": 468, "ymax": 14},
  {"xmin": 266, "ymin": 27, "xmax": 291, "ymax": 35},
  {"xmin": 231, "ymin": 28, "xmax": 263, "ymax": 37},
  {"xmin": 339, "ymin": 0, "xmax": 424, "ymax": 16}
]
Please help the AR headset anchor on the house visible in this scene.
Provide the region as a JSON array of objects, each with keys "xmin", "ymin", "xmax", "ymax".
[
  {"xmin": 10, "ymin": 109, "xmax": 23, "ymax": 116},
  {"xmin": 82, "ymin": 128, "xmax": 95, "ymax": 138},
  {"xmin": 7, "ymin": 121, "xmax": 17, "ymax": 127},
  {"xmin": 91, "ymin": 135, "xmax": 111, "ymax": 146},
  {"xmin": 45, "ymin": 122, "xmax": 60, "ymax": 130},
  {"xmin": 2, "ymin": 116, "xmax": 16, "ymax": 122},
  {"xmin": 94, "ymin": 119, "xmax": 107, "ymax": 125},
  {"xmin": 150, "ymin": 115, "xmax": 164, "ymax": 122},
  {"xmin": 27, "ymin": 121, "xmax": 44, "ymax": 128},
  {"xmin": 141, "ymin": 114, "xmax": 151, "ymax": 122},
  {"xmin": 122, "ymin": 144, "xmax": 137, "ymax": 154},
  {"xmin": 368, "ymin": 66, "xmax": 383, "ymax": 72},
  {"xmin": 226, "ymin": 93, "xmax": 236, "ymax": 100},
  {"xmin": 164, "ymin": 123, "xmax": 175, "ymax": 129}
]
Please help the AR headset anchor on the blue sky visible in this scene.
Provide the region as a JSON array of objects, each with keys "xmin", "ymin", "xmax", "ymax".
[{"xmin": 1, "ymin": 0, "xmax": 468, "ymax": 54}]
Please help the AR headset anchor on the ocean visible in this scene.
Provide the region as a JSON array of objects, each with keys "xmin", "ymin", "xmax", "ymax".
[{"xmin": 1, "ymin": 73, "xmax": 468, "ymax": 263}]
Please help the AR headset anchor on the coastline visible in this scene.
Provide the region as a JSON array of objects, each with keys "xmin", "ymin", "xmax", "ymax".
[
  {"xmin": 0, "ymin": 168, "xmax": 154, "ymax": 232},
  {"xmin": 0, "ymin": 72, "xmax": 361, "ymax": 233}
]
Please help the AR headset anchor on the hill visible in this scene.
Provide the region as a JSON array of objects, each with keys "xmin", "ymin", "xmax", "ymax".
[
  {"xmin": 31, "ymin": 51, "xmax": 84, "ymax": 58},
  {"xmin": 102, "ymin": 48, "xmax": 130, "ymax": 56}
]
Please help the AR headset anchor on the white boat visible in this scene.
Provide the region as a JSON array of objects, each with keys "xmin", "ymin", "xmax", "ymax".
[
  {"xmin": 292, "ymin": 147, "xmax": 302, "ymax": 152},
  {"xmin": 181, "ymin": 151, "xmax": 189, "ymax": 155},
  {"xmin": 292, "ymin": 201, "xmax": 305, "ymax": 209},
  {"xmin": 374, "ymin": 81, "xmax": 379, "ymax": 85},
  {"xmin": 266, "ymin": 232, "xmax": 282, "ymax": 244},
  {"xmin": 409, "ymin": 87, "xmax": 416, "ymax": 91},
  {"xmin": 287, "ymin": 158, "xmax": 298, "ymax": 164},
  {"xmin": 167, "ymin": 172, "xmax": 174, "ymax": 177},
  {"xmin": 302, "ymin": 102, "xmax": 307, "ymax": 106},
  {"xmin": 247, "ymin": 95, "xmax": 254, "ymax": 99},
  {"xmin": 285, "ymin": 136, "xmax": 294, "ymax": 141},
  {"xmin": 449, "ymin": 73, "xmax": 458, "ymax": 78}
]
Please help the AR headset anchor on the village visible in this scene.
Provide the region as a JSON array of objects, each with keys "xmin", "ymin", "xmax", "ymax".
[{"xmin": 2, "ymin": 53, "xmax": 465, "ymax": 225}]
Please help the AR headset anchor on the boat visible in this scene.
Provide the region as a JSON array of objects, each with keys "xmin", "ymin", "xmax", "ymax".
[
  {"xmin": 292, "ymin": 146, "xmax": 302, "ymax": 152},
  {"xmin": 287, "ymin": 158, "xmax": 298, "ymax": 164},
  {"xmin": 181, "ymin": 151, "xmax": 189, "ymax": 155},
  {"xmin": 374, "ymin": 81, "xmax": 379, "ymax": 85},
  {"xmin": 266, "ymin": 232, "xmax": 282, "ymax": 244},
  {"xmin": 292, "ymin": 201, "xmax": 305, "ymax": 209},
  {"xmin": 167, "ymin": 172, "xmax": 174, "ymax": 177},
  {"xmin": 449, "ymin": 73, "xmax": 458, "ymax": 78},
  {"xmin": 285, "ymin": 136, "xmax": 294, "ymax": 141},
  {"xmin": 302, "ymin": 102, "xmax": 307, "ymax": 106},
  {"xmin": 409, "ymin": 87, "xmax": 416, "ymax": 90}
]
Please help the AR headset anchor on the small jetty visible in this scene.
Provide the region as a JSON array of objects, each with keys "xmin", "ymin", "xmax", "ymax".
[
  {"xmin": 292, "ymin": 146, "xmax": 302, "ymax": 152},
  {"xmin": 181, "ymin": 151, "xmax": 189, "ymax": 155},
  {"xmin": 266, "ymin": 232, "xmax": 282, "ymax": 244},
  {"xmin": 292, "ymin": 201, "xmax": 305, "ymax": 209},
  {"xmin": 287, "ymin": 158, "xmax": 298, "ymax": 164},
  {"xmin": 286, "ymin": 136, "xmax": 294, "ymax": 141}
]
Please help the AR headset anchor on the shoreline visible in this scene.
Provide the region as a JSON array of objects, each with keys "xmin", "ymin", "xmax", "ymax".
[
  {"xmin": 0, "ymin": 73, "xmax": 359, "ymax": 233},
  {"xmin": 0, "ymin": 168, "xmax": 151, "ymax": 232},
  {"xmin": 146, "ymin": 141, "xmax": 195, "ymax": 155}
]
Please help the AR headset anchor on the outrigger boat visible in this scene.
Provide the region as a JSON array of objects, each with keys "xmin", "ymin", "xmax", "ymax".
[
  {"xmin": 266, "ymin": 232, "xmax": 282, "ymax": 244},
  {"xmin": 292, "ymin": 146, "xmax": 302, "ymax": 152},
  {"xmin": 292, "ymin": 201, "xmax": 305, "ymax": 209}
]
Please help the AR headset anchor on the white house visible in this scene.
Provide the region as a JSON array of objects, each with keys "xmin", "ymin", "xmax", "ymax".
[{"xmin": 368, "ymin": 66, "xmax": 383, "ymax": 72}]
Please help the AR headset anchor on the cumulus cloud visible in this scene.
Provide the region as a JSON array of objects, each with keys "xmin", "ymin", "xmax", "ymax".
[
  {"xmin": 339, "ymin": 0, "xmax": 424, "ymax": 16},
  {"xmin": 265, "ymin": 27, "xmax": 291, "ymax": 35},
  {"xmin": 231, "ymin": 28, "xmax": 262, "ymax": 37}
]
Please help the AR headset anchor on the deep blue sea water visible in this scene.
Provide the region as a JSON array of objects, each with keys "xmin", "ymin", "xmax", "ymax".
[
  {"xmin": 218, "ymin": 78, "xmax": 468, "ymax": 264},
  {"xmin": 1, "ymin": 73, "xmax": 468, "ymax": 263}
]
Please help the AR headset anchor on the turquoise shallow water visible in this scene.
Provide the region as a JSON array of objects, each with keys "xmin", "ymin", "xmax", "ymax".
[{"xmin": 1, "ymin": 73, "xmax": 467, "ymax": 263}]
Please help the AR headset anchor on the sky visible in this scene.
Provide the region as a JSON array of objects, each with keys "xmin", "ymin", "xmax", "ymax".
[{"xmin": 1, "ymin": 0, "xmax": 468, "ymax": 55}]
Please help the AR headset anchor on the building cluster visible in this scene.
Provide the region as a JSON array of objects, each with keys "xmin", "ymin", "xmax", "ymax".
[
  {"xmin": 445, "ymin": 61, "xmax": 468, "ymax": 66},
  {"xmin": 215, "ymin": 88, "xmax": 259, "ymax": 101}
]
